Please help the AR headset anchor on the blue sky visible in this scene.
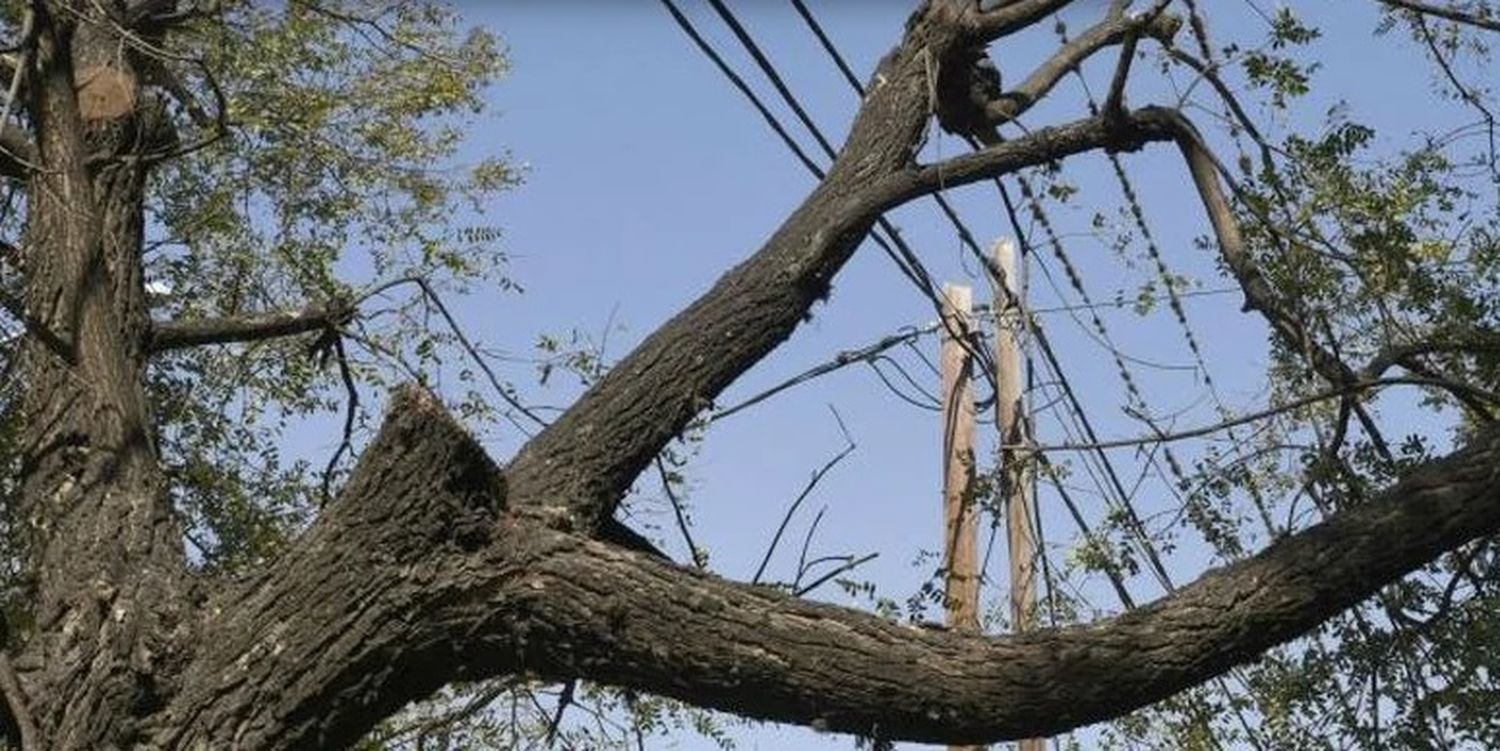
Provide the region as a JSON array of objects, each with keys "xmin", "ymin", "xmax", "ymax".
[{"xmin": 423, "ymin": 2, "xmax": 1479, "ymax": 748}]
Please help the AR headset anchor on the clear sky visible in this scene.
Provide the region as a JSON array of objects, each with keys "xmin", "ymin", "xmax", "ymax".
[{"xmin": 426, "ymin": 2, "xmax": 1476, "ymax": 748}]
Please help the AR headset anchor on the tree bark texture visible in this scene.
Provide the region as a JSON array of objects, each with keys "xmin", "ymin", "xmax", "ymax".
[{"xmin": 3, "ymin": 1, "xmax": 1497, "ymax": 749}]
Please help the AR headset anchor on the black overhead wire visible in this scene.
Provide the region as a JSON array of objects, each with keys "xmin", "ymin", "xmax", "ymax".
[
  {"xmin": 656, "ymin": 0, "xmax": 823, "ymax": 178},
  {"xmin": 757, "ymin": 17, "xmax": 1271, "ymax": 745},
  {"xmin": 762, "ymin": 0, "xmax": 1179, "ymax": 600},
  {"xmin": 1027, "ymin": 18, "xmax": 1274, "ymax": 748},
  {"xmin": 1011, "ymin": 179, "xmax": 1178, "ymax": 593},
  {"xmin": 693, "ymin": 0, "xmax": 1004, "ymax": 386},
  {"xmin": 672, "ymin": 0, "xmax": 1249, "ymax": 657},
  {"xmin": 706, "ymin": 0, "xmax": 838, "ymax": 157},
  {"xmin": 774, "ymin": 0, "xmax": 1192, "ymax": 595},
  {"xmin": 788, "ymin": 0, "xmax": 865, "ymax": 95},
  {"xmin": 1172, "ymin": 11, "xmax": 1456, "ymax": 742},
  {"xmin": 660, "ymin": 0, "xmax": 944, "ymax": 309},
  {"xmin": 662, "ymin": 0, "xmax": 1099, "ymax": 623},
  {"xmin": 772, "ymin": 22, "xmax": 1288, "ymax": 746}
]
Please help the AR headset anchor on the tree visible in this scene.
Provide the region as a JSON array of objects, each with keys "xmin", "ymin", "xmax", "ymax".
[{"xmin": 0, "ymin": 0, "xmax": 1497, "ymax": 748}]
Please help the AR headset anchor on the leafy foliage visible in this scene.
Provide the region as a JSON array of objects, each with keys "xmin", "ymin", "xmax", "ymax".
[{"xmin": 139, "ymin": 0, "xmax": 518, "ymax": 571}]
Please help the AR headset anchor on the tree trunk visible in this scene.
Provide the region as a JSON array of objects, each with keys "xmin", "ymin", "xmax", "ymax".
[{"xmin": 14, "ymin": 4, "xmax": 190, "ymax": 747}]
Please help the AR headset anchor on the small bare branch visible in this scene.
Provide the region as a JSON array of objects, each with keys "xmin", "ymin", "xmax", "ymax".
[
  {"xmin": 544, "ymin": 680, "xmax": 575, "ymax": 747},
  {"xmin": 149, "ymin": 303, "xmax": 353, "ymax": 352},
  {"xmin": 795, "ymin": 552, "xmax": 880, "ymax": 597},
  {"xmin": 0, "ymin": 286, "xmax": 74, "ymax": 361},
  {"xmin": 751, "ymin": 435, "xmax": 857, "ymax": 585},
  {"xmin": 362, "ymin": 275, "xmax": 548, "ymax": 432},
  {"xmin": 320, "ymin": 332, "xmax": 360, "ymax": 507},
  {"xmin": 0, "ymin": 9, "xmax": 37, "ymax": 181},
  {"xmin": 655, "ymin": 456, "xmax": 706, "ymax": 568}
]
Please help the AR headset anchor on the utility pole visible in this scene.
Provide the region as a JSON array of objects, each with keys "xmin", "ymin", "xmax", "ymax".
[
  {"xmin": 939, "ymin": 283, "xmax": 982, "ymax": 751},
  {"xmin": 994, "ymin": 239, "xmax": 1044, "ymax": 751}
]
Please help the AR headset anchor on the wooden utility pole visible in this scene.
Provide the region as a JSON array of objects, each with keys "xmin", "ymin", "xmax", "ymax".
[
  {"xmin": 994, "ymin": 239, "xmax": 1044, "ymax": 751},
  {"xmin": 939, "ymin": 283, "xmax": 982, "ymax": 751}
]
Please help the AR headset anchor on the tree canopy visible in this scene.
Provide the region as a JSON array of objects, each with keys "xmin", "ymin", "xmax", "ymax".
[{"xmin": 0, "ymin": 0, "xmax": 1497, "ymax": 749}]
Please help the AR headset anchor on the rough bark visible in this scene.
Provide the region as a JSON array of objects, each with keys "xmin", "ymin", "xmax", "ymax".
[
  {"xmin": 155, "ymin": 386, "xmax": 1500, "ymax": 748},
  {"xmin": 14, "ymin": 3, "xmax": 192, "ymax": 748},
  {"xmin": 148, "ymin": 304, "xmax": 352, "ymax": 353},
  {"xmin": 154, "ymin": 387, "xmax": 510, "ymax": 749},
  {"xmin": 3, "ymin": 1, "xmax": 1497, "ymax": 749}
]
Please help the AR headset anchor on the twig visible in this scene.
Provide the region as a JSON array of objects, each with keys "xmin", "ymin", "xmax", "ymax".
[
  {"xmin": 0, "ymin": 286, "xmax": 72, "ymax": 362},
  {"xmin": 545, "ymin": 680, "xmax": 576, "ymax": 747},
  {"xmin": 364, "ymin": 679, "xmax": 518, "ymax": 746},
  {"xmin": 795, "ymin": 553, "xmax": 879, "ymax": 597},
  {"xmin": 358, "ymin": 275, "xmax": 546, "ymax": 434},
  {"xmin": 793, "ymin": 506, "xmax": 828, "ymax": 591},
  {"xmin": 0, "ymin": 9, "xmax": 31, "ymax": 151},
  {"xmin": 751, "ymin": 434, "xmax": 857, "ymax": 584},
  {"xmin": 320, "ymin": 332, "xmax": 359, "ymax": 506},
  {"xmin": 0, "ymin": 8, "xmax": 37, "ymax": 179},
  {"xmin": 655, "ymin": 456, "xmax": 705, "ymax": 568}
]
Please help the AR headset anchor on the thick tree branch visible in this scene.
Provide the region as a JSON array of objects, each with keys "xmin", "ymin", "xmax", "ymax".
[
  {"xmin": 971, "ymin": 0, "xmax": 1080, "ymax": 38},
  {"xmin": 500, "ymin": 9, "xmax": 974, "ymax": 532},
  {"xmin": 1164, "ymin": 110, "xmax": 1369, "ymax": 395},
  {"xmin": 148, "ymin": 303, "xmax": 352, "ymax": 352},
  {"xmin": 495, "ymin": 2, "xmax": 1187, "ymax": 544},
  {"xmin": 163, "ymin": 392, "xmax": 1500, "ymax": 747},
  {"xmin": 934, "ymin": 3, "xmax": 1176, "ymax": 144},
  {"xmin": 134, "ymin": 3, "xmax": 1500, "ymax": 749},
  {"xmin": 158, "ymin": 387, "xmax": 513, "ymax": 750},
  {"xmin": 874, "ymin": 106, "xmax": 1180, "ymax": 208},
  {"xmin": 1375, "ymin": 0, "xmax": 1500, "ymax": 32},
  {"xmin": 496, "ymin": 425, "xmax": 1500, "ymax": 744}
]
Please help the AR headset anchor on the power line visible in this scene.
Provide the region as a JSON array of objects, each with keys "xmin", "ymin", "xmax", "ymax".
[
  {"xmin": 674, "ymin": 17, "xmax": 1263, "ymax": 744},
  {"xmin": 773, "ymin": 8, "xmax": 1269, "ymax": 746},
  {"xmin": 665, "ymin": 0, "xmax": 1000, "ymax": 385},
  {"xmin": 787, "ymin": 0, "xmax": 864, "ymax": 95},
  {"xmin": 657, "ymin": 0, "xmax": 823, "ymax": 178},
  {"xmin": 770, "ymin": 0, "xmax": 1181, "ymax": 593}
]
